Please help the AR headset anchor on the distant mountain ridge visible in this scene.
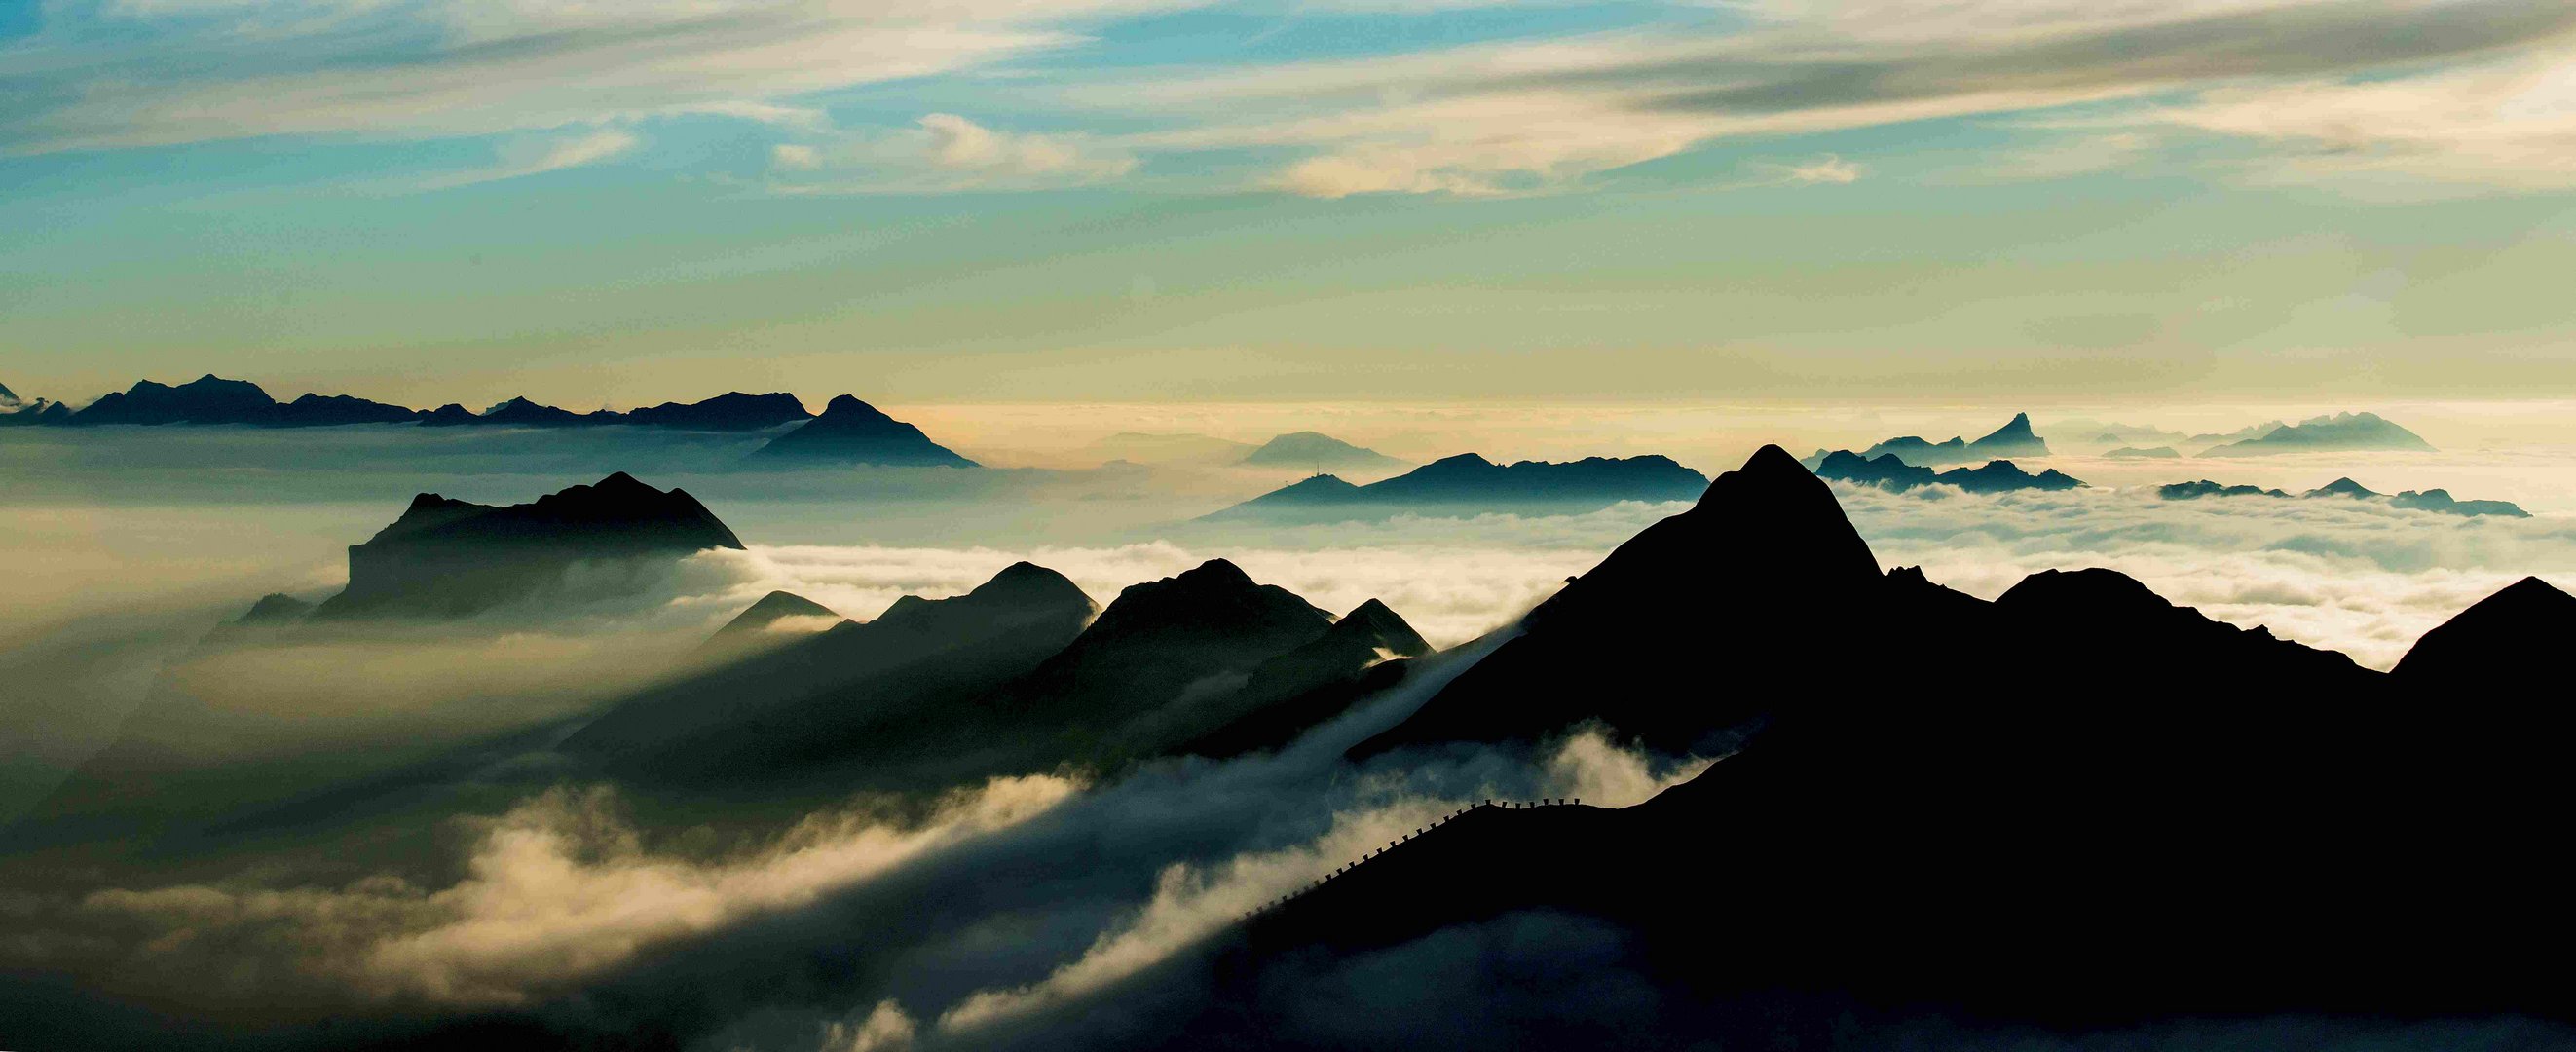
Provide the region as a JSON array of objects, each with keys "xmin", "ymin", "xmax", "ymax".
[
  {"xmin": 1850, "ymin": 412, "xmax": 2051, "ymax": 467},
  {"xmin": 2199, "ymin": 411, "xmax": 2431, "ymax": 456},
  {"xmin": 1209, "ymin": 453, "xmax": 1707, "ymax": 522},
  {"xmin": 2160, "ymin": 475, "xmax": 2527, "ymax": 517},
  {"xmin": 9, "ymin": 374, "xmax": 854, "ymax": 433},
  {"xmin": 1811, "ymin": 450, "xmax": 2084, "ymax": 494}
]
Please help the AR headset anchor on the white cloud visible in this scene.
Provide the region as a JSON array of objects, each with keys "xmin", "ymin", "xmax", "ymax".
[
  {"xmin": 1830, "ymin": 481, "xmax": 2576, "ymax": 669},
  {"xmin": 419, "ymin": 127, "xmax": 640, "ymax": 190},
  {"xmin": 82, "ymin": 774, "xmax": 1080, "ymax": 1006},
  {"xmin": 929, "ymin": 728, "xmax": 1706, "ymax": 1035},
  {"xmin": 1779, "ymin": 154, "xmax": 1861, "ymax": 184}
]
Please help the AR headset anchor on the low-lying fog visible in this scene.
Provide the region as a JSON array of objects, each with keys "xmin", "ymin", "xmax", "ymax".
[{"xmin": 4, "ymin": 405, "xmax": 2571, "ymax": 1049}]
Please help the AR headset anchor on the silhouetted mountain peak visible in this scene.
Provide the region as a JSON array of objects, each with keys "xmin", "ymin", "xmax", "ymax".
[
  {"xmin": 1996, "ymin": 567, "xmax": 2169, "ymax": 617},
  {"xmin": 2394, "ymin": 576, "xmax": 2575, "ymax": 681},
  {"xmin": 1086, "ymin": 559, "xmax": 1331, "ymax": 642},
  {"xmin": 1325, "ymin": 598, "xmax": 1432, "ymax": 658},
  {"xmin": 234, "ymin": 592, "xmax": 315, "ymax": 626},
  {"xmin": 2309, "ymin": 477, "xmax": 2376, "ymax": 498},
  {"xmin": 1978, "ymin": 412, "xmax": 2035, "ymax": 441},
  {"xmin": 315, "ymin": 473, "xmax": 743, "ymax": 620},
  {"xmin": 746, "ymin": 394, "xmax": 978, "ymax": 467},
  {"xmin": 710, "ymin": 592, "xmax": 843, "ymax": 646},
  {"xmin": 1242, "ymin": 432, "xmax": 1402, "ymax": 470}
]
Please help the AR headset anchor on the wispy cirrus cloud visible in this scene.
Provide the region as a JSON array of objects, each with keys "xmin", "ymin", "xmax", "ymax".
[{"xmin": 0, "ymin": 0, "xmax": 1167, "ymax": 154}]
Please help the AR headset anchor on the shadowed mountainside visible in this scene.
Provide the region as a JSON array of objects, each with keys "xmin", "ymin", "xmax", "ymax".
[{"xmin": 1171, "ymin": 446, "xmax": 2571, "ymax": 1047}]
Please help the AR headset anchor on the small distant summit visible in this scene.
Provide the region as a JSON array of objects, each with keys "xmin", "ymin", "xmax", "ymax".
[
  {"xmin": 1241, "ymin": 432, "xmax": 1402, "ymax": 471},
  {"xmin": 1855, "ymin": 412, "xmax": 2052, "ymax": 467},
  {"xmin": 2160, "ymin": 475, "xmax": 2525, "ymax": 517},
  {"xmin": 1812, "ymin": 450, "xmax": 2083, "ymax": 494},
  {"xmin": 715, "ymin": 591, "xmax": 843, "ymax": 639},
  {"xmin": 313, "ymin": 472, "xmax": 743, "ymax": 620},
  {"xmin": 1207, "ymin": 452, "xmax": 1705, "ymax": 523},
  {"xmin": 2105, "ymin": 446, "xmax": 2181, "ymax": 459},
  {"xmin": 2394, "ymin": 576, "xmax": 2575, "ymax": 683},
  {"xmin": 0, "ymin": 379, "xmax": 19, "ymax": 406},
  {"xmin": 747, "ymin": 394, "xmax": 977, "ymax": 467},
  {"xmin": 2200, "ymin": 412, "xmax": 2431, "ymax": 457}
]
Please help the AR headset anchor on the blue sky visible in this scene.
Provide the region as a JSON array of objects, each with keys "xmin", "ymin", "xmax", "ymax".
[{"xmin": 2, "ymin": 0, "xmax": 2573, "ymax": 408}]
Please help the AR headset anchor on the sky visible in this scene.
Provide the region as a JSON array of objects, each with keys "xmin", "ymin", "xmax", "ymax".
[{"xmin": 3, "ymin": 0, "xmax": 2575, "ymax": 410}]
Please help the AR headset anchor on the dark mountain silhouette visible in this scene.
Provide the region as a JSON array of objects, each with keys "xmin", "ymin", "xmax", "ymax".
[
  {"xmin": 1358, "ymin": 444, "xmax": 1881, "ymax": 757},
  {"xmin": 2201, "ymin": 411, "xmax": 2431, "ymax": 456},
  {"xmin": 271, "ymin": 393, "xmax": 423, "ymax": 427},
  {"xmin": 746, "ymin": 394, "xmax": 977, "ymax": 467},
  {"xmin": 567, "ymin": 559, "xmax": 1405, "ymax": 791},
  {"xmin": 1209, "ymin": 453, "xmax": 1706, "ymax": 522},
  {"xmin": 624, "ymin": 392, "xmax": 813, "ymax": 431},
  {"xmin": 1855, "ymin": 412, "xmax": 2051, "ymax": 466},
  {"xmin": 2392, "ymin": 576, "xmax": 2574, "ymax": 682},
  {"xmin": 969, "ymin": 560, "xmax": 1333, "ymax": 745},
  {"xmin": 1812, "ymin": 450, "xmax": 2083, "ymax": 493},
  {"xmin": 703, "ymin": 591, "xmax": 843, "ymax": 656},
  {"xmin": 2160, "ymin": 476, "xmax": 2526, "ymax": 516},
  {"xmin": 564, "ymin": 563, "xmax": 1098, "ymax": 787},
  {"xmin": 1144, "ymin": 598, "xmax": 1434, "ymax": 760},
  {"xmin": 0, "ymin": 397, "xmax": 71, "ymax": 426},
  {"xmin": 2104, "ymin": 445, "xmax": 2180, "ymax": 459},
  {"xmin": 310, "ymin": 472, "xmax": 742, "ymax": 620},
  {"xmin": 68, "ymin": 374, "xmax": 280, "ymax": 425},
  {"xmin": 1240, "ymin": 432, "xmax": 1403, "ymax": 470},
  {"xmin": 1192, "ymin": 451, "xmax": 2576, "ymax": 1046},
  {"xmin": 0, "ymin": 379, "xmax": 19, "ymax": 406},
  {"xmin": 416, "ymin": 403, "xmax": 480, "ymax": 426},
  {"xmin": 472, "ymin": 396, "xmax": 596, "ymax": 427}
]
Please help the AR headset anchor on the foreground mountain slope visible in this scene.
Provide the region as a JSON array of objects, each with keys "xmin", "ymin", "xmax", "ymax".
[{"xmin": 1184, "ymin": 458, "xmax": 2570, "ymax": 1047}]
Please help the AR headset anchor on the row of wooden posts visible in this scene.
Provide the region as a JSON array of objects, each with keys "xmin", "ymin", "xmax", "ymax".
[{"xmin": 1237, "ymin": 798, "xmax": 1585, "ymax": 923}]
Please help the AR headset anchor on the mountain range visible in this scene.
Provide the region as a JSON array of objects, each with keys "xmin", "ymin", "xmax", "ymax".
[
  {"xmin": 1208, "ymin": 453, "xmax": 1708, "ymax": 522},
  {"xmin": 2160, "ymin": 475, "xmax": 2528, "ymax": 517},
  {"xmin": 0, "ymin": 375, "xmax": 981, "ymax": 467},
  {"xmin": 2198, "ymin": 411, "xmax": 2433, "ymax": 456},
  {"xmin": 1843, "ymin": 412, "xmax": 2051, "ymax": 467},
  {"xmin": 1809, "ymin": 449, "xmax": 2084, "ymax": 494}
]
